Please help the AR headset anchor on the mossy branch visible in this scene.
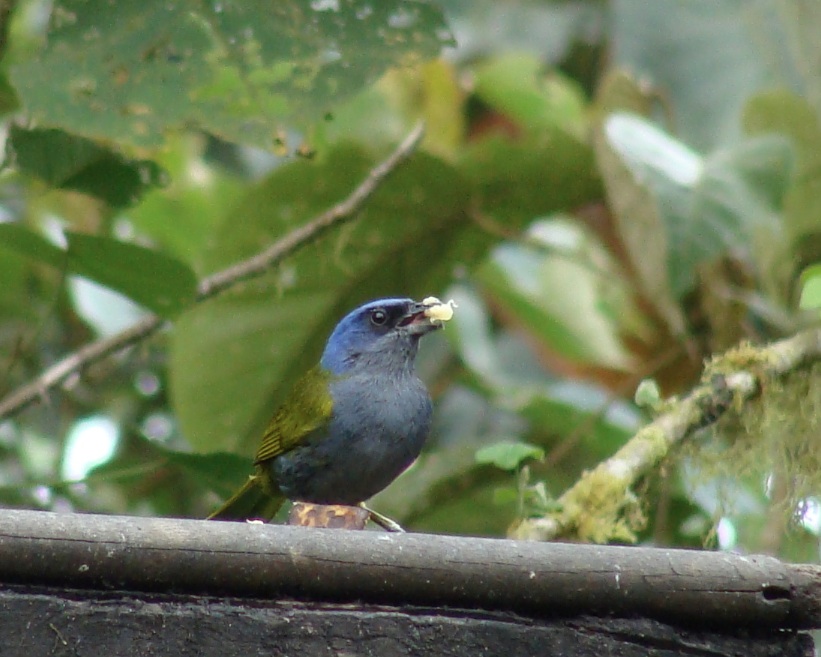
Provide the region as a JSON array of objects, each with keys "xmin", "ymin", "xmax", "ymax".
[{"xmin": 510, "ymin": 329, "xmax": 821, "ymax": 542}]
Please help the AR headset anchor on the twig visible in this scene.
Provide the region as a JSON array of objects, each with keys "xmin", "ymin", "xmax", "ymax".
[
  {"xmin": 0, "ymin": 315, "xmax": 164, "ymax": 419},
  {"xmin": 197, "ymin": 122, "xmax": 425, "ymax": 299},
  {"xmin": 0, "ymin": 123, "xmax": 426, "ymax": 419},
  {"xmin": 510, "ymin": 328, "xmax": 821, "ymax": 542}
]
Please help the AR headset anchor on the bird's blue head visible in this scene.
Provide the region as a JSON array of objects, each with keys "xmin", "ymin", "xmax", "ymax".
[{"xmin": 320, "ymin": 298, "xmax": 441, "ymax": 376}]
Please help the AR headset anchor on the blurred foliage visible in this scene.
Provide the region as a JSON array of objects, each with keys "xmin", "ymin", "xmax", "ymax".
[{"xmin": 0, "ymin": 0, "xmax": 820, "ymax": 564}]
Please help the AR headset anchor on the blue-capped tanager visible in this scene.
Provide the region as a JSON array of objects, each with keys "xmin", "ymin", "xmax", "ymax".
[{"xmin": 208, "ymin": 297, "xmax": 454, "ymax": 523}]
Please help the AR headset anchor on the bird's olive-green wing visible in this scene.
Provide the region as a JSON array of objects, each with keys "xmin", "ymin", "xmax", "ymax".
[{"xmin": 253, "ymin": 365, "xmax": 335, "ymax": 465}]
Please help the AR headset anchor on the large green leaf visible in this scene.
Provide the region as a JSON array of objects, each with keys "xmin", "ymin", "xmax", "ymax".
[
  {"xmin": 66, "ymin": 233, "xmax": 198, "ymax": 317},
  {"xmin": 170, "ymin": 146, "xmax": 481, "ymax": 453},
  {"xmin": 446, "ymin": 285, "xmax": 638, "ymax": 459},
  {"xmin": 125, "ymin": 135, "xmax": 244, "ymax": 269},
  {"xmin": 478, "ymin": 223, "xmax": 632, "ymax": 370},
  {"xmin": 593, "ymin": 112, "xmax": 685, "ymax": 335},
  {"xmin": 602, "ymin": 112, "xmax": 791, "ymax": 300},
  {"xmin": 461, "ymin": 53, "xmax": 601, "ymax": 224},
  {"xmin": 10, "ymin": 0, "xmax": 453, "ymax": 148},
  {"xmin": 612, "ymin": 0, "xmax": 790, "ymax": 150},
  {"xmin": 0, "ymin": 224, "xmax": 198, "ymax": 317},
  {"xmin": 0, "ymin": 222, "xmax": 66, "ymax": 268},
  {"xmin": 472, "ymin": 53, "xmax": 587, "ymax": 139},
  {"xmin": 460, "ymin": 135, "xmax": 601, "ymax": 226},
  {"xmin": 780, "ymin": 1, "xmax": 821, "ymax": 124},
  {"xmin": 744, "ymin": 90, "xmax": 821, "ymax": 292},
  {"xmin": 8, "ymin": 126, "xmax": 167, "ymax": 207}
]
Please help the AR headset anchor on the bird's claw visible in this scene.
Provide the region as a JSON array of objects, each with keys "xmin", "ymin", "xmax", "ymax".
[{"xmin": 360, "ymin": 504, "xmax": 405, "ymax": 533}]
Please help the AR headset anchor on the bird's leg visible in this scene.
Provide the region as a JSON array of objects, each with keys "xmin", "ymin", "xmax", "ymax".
[{"xmin": 360, "ymin": 503, "xmax": 405, "ymax": 533}]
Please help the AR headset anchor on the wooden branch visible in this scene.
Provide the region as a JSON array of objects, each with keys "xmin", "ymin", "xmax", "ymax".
[
  {"xmin": 0, "ymin": 508, "xmax": 819, "ymax": 630},
  {"xmin": 511, "ymin": 329, "xmax": 821, "ymax": 543},
  {"xmin": 0, "ymin": 123, "xmax": 425, "ymax": 419}
]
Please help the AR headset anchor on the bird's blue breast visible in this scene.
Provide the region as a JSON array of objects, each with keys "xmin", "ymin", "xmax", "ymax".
[{"xmin": 270, "ymin": 371, "xmax": 432, "ymax": 505}]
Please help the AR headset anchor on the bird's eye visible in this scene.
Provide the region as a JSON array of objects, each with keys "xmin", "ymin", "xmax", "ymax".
[{"xmin": 369, "ymin": 308, "xmax": 388, "ymax": 326}]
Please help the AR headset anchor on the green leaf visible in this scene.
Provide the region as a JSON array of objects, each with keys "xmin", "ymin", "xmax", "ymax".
[
  {"xmin": 475, "ymin": 441, "xmax": 544, "ymax": 471},
  {"xmin": 0, "ymin": 224, "xmax": 197, "ymax": 316},
  {"xmin": 744, "ymin": 90, "xmax": 821, "ymax": 293},
  {"xmin": 160, "ymin": 449, "xmax": 251, "ymax": 499},
  {"xmin": 473, "ymin": 53, "xmax": 587, "ymax": 139},
  {"xmin": 593, "ymin": 112, "xmax": 685, "ymax": 335},
  {"xmin": 67, "ymin": 233, "xmax": 198, "ymax": 317},
  {"xmin": 0, "ymin": 71, "xmax": 20, "ymax": 116},
  {"xmin": 170, "ymin": 146, "xmax": 484, "ymax": 453},
  {"xmin": 478, "ymin": 223, "xmax": 632, "ymax": 369},
  {"xmin": 0, "ymin": 222, "xmax": 66, "ymax": 268},
  {"xmin": 86, "ymin": 437, "xmax": 253, "ymax": 515},
  {"xmin": 446, "ymin": 286, "xmax": 639, "ymax": 464},
  {"xmin": 459, "ymin": 56, "xmax": 601, "ymax": 222},
  {"xmin": 799, "ymin": 265, "xmax": 821, "ymax": 311},
  {"xmin": 10, "ymin": 0, "xmax": 453, "ymax": 149},
  {"xmin": 460, "ymin": 134, "xmax": 602, "ymax": 226},
  {"xmin": 634, "ymin": 378, "xmax": 662, "ymax": 409},
  {"xmin": 779, "ymin": 1, "xmax": 821, "ymax": 126},
  {"xmin": 8, "ymin": 126, "xmax": 167, "ymax": 206},
  {"xmin": 126, "ymin": 135, "xmax": 244, "ymax": 267},
  {"xmin": 612, "ymin": 0, "xmax": 787, "ymax": 149},
  {"xmin": 602, "ymin": 113, "xmax": 791, "ymax": 299}
]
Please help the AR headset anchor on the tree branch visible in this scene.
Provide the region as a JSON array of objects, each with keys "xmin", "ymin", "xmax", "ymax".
[
  {"xmin": 0, "ymin": 123, "xmax": 426, "ymax": 419},
  {"xmin": 511, "ymin": 329, "xmax": 821, "ymax": 542}
]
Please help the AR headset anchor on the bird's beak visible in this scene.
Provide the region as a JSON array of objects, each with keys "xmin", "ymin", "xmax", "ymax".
[{"xmin": 398, "ymin": 302, "xmax": 441, "ymax": 335}]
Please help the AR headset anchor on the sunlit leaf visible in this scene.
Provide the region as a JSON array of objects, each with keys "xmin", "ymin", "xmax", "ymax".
[
  {"xmin": 478, "ymin": 222, "xmax": 632, "ymax": 369},
  {"xmin": 475, "ymin": 440, "xmax": 544, "ymax": 471},
  {"xmin": 473, "ymin": 52, "xmax": 587, "ymax": 138},
  {"xmin": 799, "ymin": 265, "xmax": 821, "ymax": 311},
  {"xmin": 602, "ymin": 112, "xmax": 791, "ymax": 300}
]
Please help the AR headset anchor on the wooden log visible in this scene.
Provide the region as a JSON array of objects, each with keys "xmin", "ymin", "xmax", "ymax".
[
  {"xmin": 0, "ymin": 508, "xmax": 819, "ymax": 630},
  {"xmin": 0, "ymin": 587, "xmax": 813, "ymax": 657}
]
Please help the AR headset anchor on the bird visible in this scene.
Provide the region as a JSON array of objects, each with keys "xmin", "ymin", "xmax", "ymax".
[{"xmin": 207, "ymin": 296, "xmax": 455, "ymax": 526}]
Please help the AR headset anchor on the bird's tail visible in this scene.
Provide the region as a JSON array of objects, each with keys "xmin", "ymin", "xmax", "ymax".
[{"xmin": 207, "ymin": 474, "xmax": 286, "ymax": 522}]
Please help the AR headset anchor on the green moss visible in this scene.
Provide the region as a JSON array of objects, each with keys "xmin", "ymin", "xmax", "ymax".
[
  {"xmin": 688, "ymin": 362, "xmax": 821, "ymax": 528},
  {"xmin": 704, "ymin": 340, "xmax": 778, "ymax": 378},
  {"xmin": 557, "ymin": 457, "xmax": 650, "ymax": 544}
]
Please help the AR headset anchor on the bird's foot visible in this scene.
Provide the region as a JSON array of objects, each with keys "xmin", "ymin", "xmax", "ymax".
[{"xmin": 360, "ymin": 504, "xmax": 405, "ymax": 533}]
